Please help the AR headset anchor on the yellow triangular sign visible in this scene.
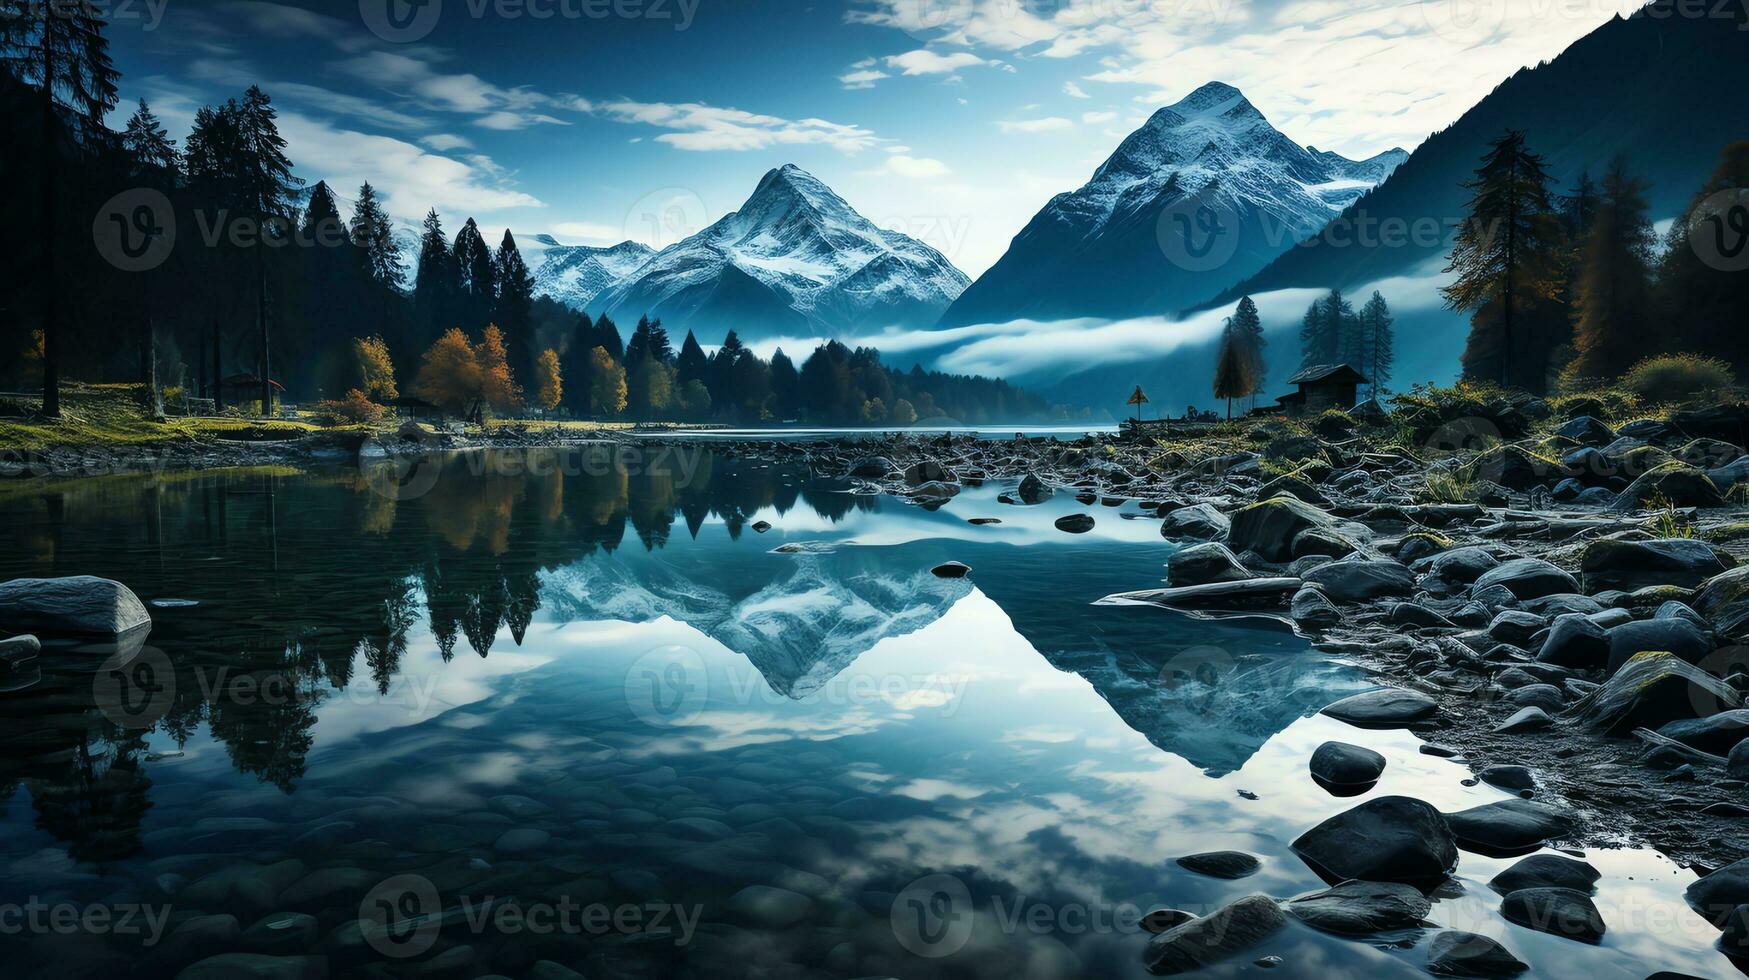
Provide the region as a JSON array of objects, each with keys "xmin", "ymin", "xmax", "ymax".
[{"xmin": 1126, "ymin": 386, "xmax": 1149, "ymax": 406}]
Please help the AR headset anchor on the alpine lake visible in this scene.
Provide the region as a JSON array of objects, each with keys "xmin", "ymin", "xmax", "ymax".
[{"xmin": 0, "ymin": 443, "xmax": 1738, "ymax": 979}]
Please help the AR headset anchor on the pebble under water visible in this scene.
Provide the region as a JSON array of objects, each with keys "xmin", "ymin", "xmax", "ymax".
[{"xmin": 0, "ymin": 446, "xmax": 1739, "ymax": 978}]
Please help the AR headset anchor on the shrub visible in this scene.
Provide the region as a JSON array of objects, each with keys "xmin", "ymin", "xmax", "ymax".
[
  {"xmin": 1623, "ymin": 354, "xmax": 1736, "ymax": 405},
  {"xmin": 313, "ymin": 388, "xmax": 385, "ymax": 425}
]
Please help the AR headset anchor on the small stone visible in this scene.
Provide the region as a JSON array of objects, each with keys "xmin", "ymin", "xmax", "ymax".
[
  {"xmin": 1309, "ymin": 741, "xmax": 1386, "ymax": 789},
  {"xmin": 1321, "ymin": 688, "xmax": 1439, "ymax": 728},
  {"xmin": 1490, "ymin": 854, "xmax": 1600, "ymax": 894},
  {"xmin": 1499, "ymin": 887, "xmax": 1606, "ymax": 944},
  {"xmin": 1426, "ymin": 930, "xmax": 1529, "ymax": 977},
  {"xmin": 1175, "ymin": 850, "xmax": 1260, "ymax": 879},
  {"xmin": 930, "ymin": 561, "xmax": 972, "ymax": 579},
  {"xmin": 1494, "ymin": 706, "xmax": 1552, "ymax": 733},
  {"xmin": 1285, "ymin": 879, "xmax": 1431, "ymax": 935},
  {"xmin": 1055, "ymin": 513, "xmax": 1095, "ymax": 534}
]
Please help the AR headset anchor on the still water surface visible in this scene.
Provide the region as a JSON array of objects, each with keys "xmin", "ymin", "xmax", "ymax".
[{"xmin": 0, "ymin": 446, "xmax": 1736, "ymax": 977}]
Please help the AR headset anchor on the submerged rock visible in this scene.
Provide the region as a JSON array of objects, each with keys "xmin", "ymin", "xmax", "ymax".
[
  {"xmin": 1490, "ymin": 854, "xmax": 1600, "ymax": 895},
  {"xmin": 1686, "ymin": 857, "xmax": 1749, "ymax": 927},
  {"xmin": 1291, "ymin": 795, "xmax": 1458, "ymax": 885},
  {"xmin": 1284, "ymin": 880, "xmax": 1431, "ymax": 935},
  {"xmin": 1442, "ymin": 799, "xmax": 1575, "ymax": 854},
  {"xmin": 1142, "ymin": 894, "xmax": 1285, "ymax": 975},
  {"xmin": 1426, "ymin": 930, "xmax": 1529, "ymax": 977},
  {"xmin": 1175, "ymin": 850, "xmax": 1260, "ymax": 880},
  {"xmin": 1499, "ymin": 887, "xmax": 1606, "ymax": 944},
  {"xmin": 0, "ymin": 575, "xmax": 150, "ymax": 635}
]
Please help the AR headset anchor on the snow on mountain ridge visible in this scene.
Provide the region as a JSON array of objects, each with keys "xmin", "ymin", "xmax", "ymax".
[
  {"xmin": 531, "ymin": 239, "xmax": 658, "ymax": 311},
  {"xmin": 589, "ymin": 164, "xmax": 971, "ymax": 339}
]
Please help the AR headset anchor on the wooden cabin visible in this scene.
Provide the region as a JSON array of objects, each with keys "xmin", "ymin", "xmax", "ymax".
[{"xmin": 1272, "ymin": 364, "xmax": 1368, "ymax": 416}]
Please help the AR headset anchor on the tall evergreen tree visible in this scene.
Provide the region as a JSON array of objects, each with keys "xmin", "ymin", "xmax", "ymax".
[
  {"xmin": 234, "ymin": 85, "xmax": 302, "ymax": 414},
  {"xmin": 592, "ymin": 313, "xmax": 624, "ymax": 361},
  {"xmin": 1660, "ymin": 142, "xmax": 1749, "ymax": 366},
  {"xmin": 710, "ymin": 330, "xmax": 746, "ymax": 411},
  {"xmin": 1355, "ymin": 291, "xmax": 1394, "ymax": 397},
  {"xmin": 1212, "ymin": 320, "xmax": 1253, "ymax": 420},
  {"xmin": 1300, "ymin": 290, "xmax": 1352, "ymax": 367},
  {"xmin": 350, "ymin": 183, "xmax": 403, "ymax": 290},
  {"xmin": 493, "ymin": 230, "xmax": 535, "ymax": 382},
  {"xmin": 1445, "ymin": 130, "xmax": 1565, "ymax": 389},
  {"xmin": 1229, "ymin": 295, "xmax": 1265, "ymax": 406},
  {"xmin": 2, "ymin": 2, "xmax": 120, "ymax": 415},
  {"xmin": 768, "ymin": 348, "xmax": 800, "ymax": 421},
  {"xmin": 121, "ymin": 98, "xmax": 177, "ymax": 174},
  {"xmin": 1568, "ymin": 158, "xmax": 1657, "ymax": 380},
  {"xmin": 452, "ymin": 218, "xmax": 496, "ymax": 332},
  {"xmin": 120, "ymin": 98, "xmax": 177, "ymax": 415},
  {"xmin": 676, "ymin": 330, "xmax": 709, "ymax": 388},
  {"xmin": 412, "ymin": 209, "xmax": 456, "ymax": 352}
]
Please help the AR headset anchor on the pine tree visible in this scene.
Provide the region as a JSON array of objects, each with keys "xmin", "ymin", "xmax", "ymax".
[
  {"xmin": 2, "ymin": 3, "xmax": 120, "ymax": 415},
  {"xmin": 592, "ymin": 313, "xmax": 624, "ymax": 361},
  {"xmin": 121, "ymin": 99, "xmax": 178, "ymax": 175},
  {"xmin": 1356, "ymin": 291, "xmax": 1394, "ymax": 397},
  {"xmin": 1660, "ymin": 141, "xmax": 1749, "ymax": 366},
  {"xmin": 453, "ymin": 219, "xmax": 496, "ymax": 332},
  {"xmin": 350, "ymin": 183, "xmax": 403, "ymax": 290},
  {"xmin": 588, "ymin": 347, "xmax": 627, "ymax": 416},
  {"xmin": 233, "ymin": 86, "xmax": 302, "ymax": 415},
  {"xmin": 1229, "ymin": 296, "xmax": 1265, "ymax": 406},
  {"xmin": 1445, "ymin": 130, "xmax": 1565, "ymax": 389},
  {"xmin": 711, "ymin": 330, "xmax": 746, "ymax": 412},
  {"xmin": 1568, "ymin": 158, "xmax": 1657, "ymax": 380},
  {"xmin": 1213, "ymin": 318, "xmax": 1255, "ymax": 419},
  {"xmin": 768, "ymin": 348, "xmax": 800, "ymax": 420},
  {"xmin": 676, "ymin": 330, "xmax": 709, "ymax": 388},
  {"xmin": 493, "ymin": 230, "xmax": 535, "ymax": 383},
  {"xmin": 412, "ymin": 209, "xmax": 455, "ymax": 350},
  {"xmin": 1300, "ymin": 291, "xmax": 1351, "ymax": 368}
]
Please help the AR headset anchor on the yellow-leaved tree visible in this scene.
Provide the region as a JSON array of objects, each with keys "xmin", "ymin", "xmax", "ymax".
[
  {"xmin": 535, "ymin": 348, "xmax": 562, "ymax": 411},
  {"xmin": 588, "ymin": 346, "xmax": 627, "ymax": 416},
  {"xmin": 413, "ymin": 328, "xmax": 482, "ymax": 415},
  {"xmin": 476, "ymin": 324, "xmax": 523, "ymax": 414},
  {"xmin": 352, "ymin": 335, "xmax": 398, "ymax": 401}
]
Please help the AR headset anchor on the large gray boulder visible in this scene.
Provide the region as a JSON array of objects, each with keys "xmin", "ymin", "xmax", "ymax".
[
  {"xmin": 1227, "ymin": 496, "xmax": 1341, "ymax": 563},
  {"xmin": 1580, "ymin": 538, "xmax": 1735, "ymax": 592},
  {"xmin": 1142, "ymin": 894, "xmax": 1285, "ymax": 975},
  {"xmin": 1693, "ymin": 566, "xmax": 1749, "ymax": 640},
  {"xmin": 1302, "ymin": 560, "xmax": 1415, "ymax": 603},
  {"xmin": 1490, "ymin": 854, "xmax": 1600, "ymax": 895},
  {"xmin": 1605, "ymin": 617, "xmax": 1713, "ymax": 674},
  {"xmin": 0, "ymin": 576, "xmax": 150, "ymax": 635},
  {"xmin": 1442, "ymin": 799, "xmax": 1576, "ymax": 854},
  {"xmin": 1500, "ymin": 888, "xmax": 1606, "ymax": 944},
  {"xmin": 1290, "ymin": 795, "xmax": 1458, "ymax": 885},
  {"xmin": 1473, "ymin": 559, "xmax": 1579, "ymax": 601},
  {"xmin": 1283, "ymin": 880, "xmax": 1431, "ymax": 935},
  {"xmin": 1657, "ymin": 710, "xmax": 1749, "ymax": 754},
  {"xmin": 1321, "ymin": 688, "xmax": 1439, "ymax": 728},
  {"xmin": 1613, "ymin": 461, "xmax": 1726, "ymax": 511},
  {"xmin": 1426, "ymin": 930, "xmax": 1528, "ymax": 977},
  {"xmin": 1568, "ymin": 652, "xmax": 1742, "ymax": 735},
  {"xmin": 1536, "ymin": 614, "xmax": 1610, "ymax": 669},
  {"xmin": 1166, "ymin": 543, "xmax": 1251, "ymax": 586},
  {"xmin": 1160, "ymin": 503, "xmax": 1230, "ymax": 541},
  {"xmin": 1687, "ymin": 857, "xmax": 1749, "ymax": 927}
]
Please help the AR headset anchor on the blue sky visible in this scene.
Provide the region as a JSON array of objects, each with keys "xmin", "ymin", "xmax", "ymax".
[{"xmin": 103, "ymin": 0, "xmax": 1638, "ymax": 277}]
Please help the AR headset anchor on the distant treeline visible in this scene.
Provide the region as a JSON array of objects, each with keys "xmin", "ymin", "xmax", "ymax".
[{"xmin": 0, "ymin": 12, "xmax": 1059, "ymax": 425}]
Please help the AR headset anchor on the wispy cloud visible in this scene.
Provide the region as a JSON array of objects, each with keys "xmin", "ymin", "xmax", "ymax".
[
  {"xmin": 886, "ymin": 49, "xmax": 987, "ymax": 75},
  {"xmin": 595, "ymin": 99, "xmax": 884, "ymax": 153},
  {"xmin": 997, "ymin": 117, "xmax": 1073, "ymax": 134},
  {"xmin": 1062, "ymin": 81, "xmax": 1090, "ymax": 99},
  {"xmin": 859, "ymin": 154, "xmax": 952, "ymax": 178}
]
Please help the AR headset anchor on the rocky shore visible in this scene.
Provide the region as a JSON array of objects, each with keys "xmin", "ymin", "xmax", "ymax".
[{"xmin": 10, "ymin": 391, "xmax": 1749, "ymax": 972}]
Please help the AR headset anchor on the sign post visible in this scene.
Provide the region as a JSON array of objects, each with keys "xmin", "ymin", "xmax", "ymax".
[{"xmin": 1126, "ymin": 386, "xmax": 1150, "ymax": 434}]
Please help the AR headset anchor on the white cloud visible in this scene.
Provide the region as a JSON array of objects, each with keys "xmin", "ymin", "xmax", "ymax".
[
  {"xmin": 840, "ymin": 69, "xmax": 890, "ymax": 89},
  {"xmin": 275, "ymin": 112, "xmax": 543, "ymax": 225},
  {"xmin": 1062, "ymin": 81, "xmax": 1090, "ymax": 99},
  {"xmin": 335, "ymin": 50, "xmax": 579, "ymax": 130},
  {"xmin": 860, "ymin": 155, "xmax": 952, "ymax": 179},
  {"xmin": 595, "ymin": 99, "xmax": 884, "ymax": 154},
  {"xmin": 885, "ymin": 49, "xmax": 987, "ymax": 75},
  {"xmin": 1081, "ymin": 110, "xmax": 1117, "ymax": 124},
  {"xmin": 997, "ymin": 117, "xmax": 1074, "ymax": 134},
  {"xmin": 849, "ymin": 0, "xmax": 1633, "ymax": 157},
  {"xmin": 422, "ymin": 133, "xmax": 472, "ymax": 151}
]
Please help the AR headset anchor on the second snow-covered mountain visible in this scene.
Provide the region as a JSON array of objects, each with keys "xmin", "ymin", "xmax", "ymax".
[
  {"xmin": 584, "ymin": 164, "xmax": 970, "ymax": 340},
  {"xmin": 937, "ymin": 81, "xmax": 1406, "ymax": 328}
]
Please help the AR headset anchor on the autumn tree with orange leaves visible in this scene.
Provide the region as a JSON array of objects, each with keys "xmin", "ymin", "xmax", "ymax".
[{"xmin": 413, "ymin": 325, "xmax": 523, "ymax": 419}]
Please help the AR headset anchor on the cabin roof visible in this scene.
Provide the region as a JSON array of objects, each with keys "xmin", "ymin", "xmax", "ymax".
[{"xmin": 1287, "ymin": 363, "xmax": 1369, "ymax": 386}]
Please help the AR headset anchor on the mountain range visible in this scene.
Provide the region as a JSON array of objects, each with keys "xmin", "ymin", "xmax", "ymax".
[
  {"xmin": 936, "ymin": 81, "xmax": 1406, "ymax": 328},
  {"xmin": 534, "ymin": 165, "xmax": 970, "ymax": 341}
]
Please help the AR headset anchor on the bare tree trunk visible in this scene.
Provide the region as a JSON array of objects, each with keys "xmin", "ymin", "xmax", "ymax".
[
  {"xmin": 211, "ymin": 320, "xmax": 223, "ymax": 410},
  {"xmin": 256, "ymin": 239, "xmax": 270, "ymax": 417},
  {"xmin": 40, "ymin": 43, "xmax": 59, "ymax": 419}
]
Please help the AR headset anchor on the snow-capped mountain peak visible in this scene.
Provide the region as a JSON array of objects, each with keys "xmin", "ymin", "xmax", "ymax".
[
  {"xmin": 529, "ymin": 239, "xmax": 657, "ymax": 312},
  {"xmin": 937, "ymin": 81, "xmax": 1407, "ymax": 328},
  {"xmin": 587, "ymin": 164, "xmax": 970, "ymax": 339}
]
